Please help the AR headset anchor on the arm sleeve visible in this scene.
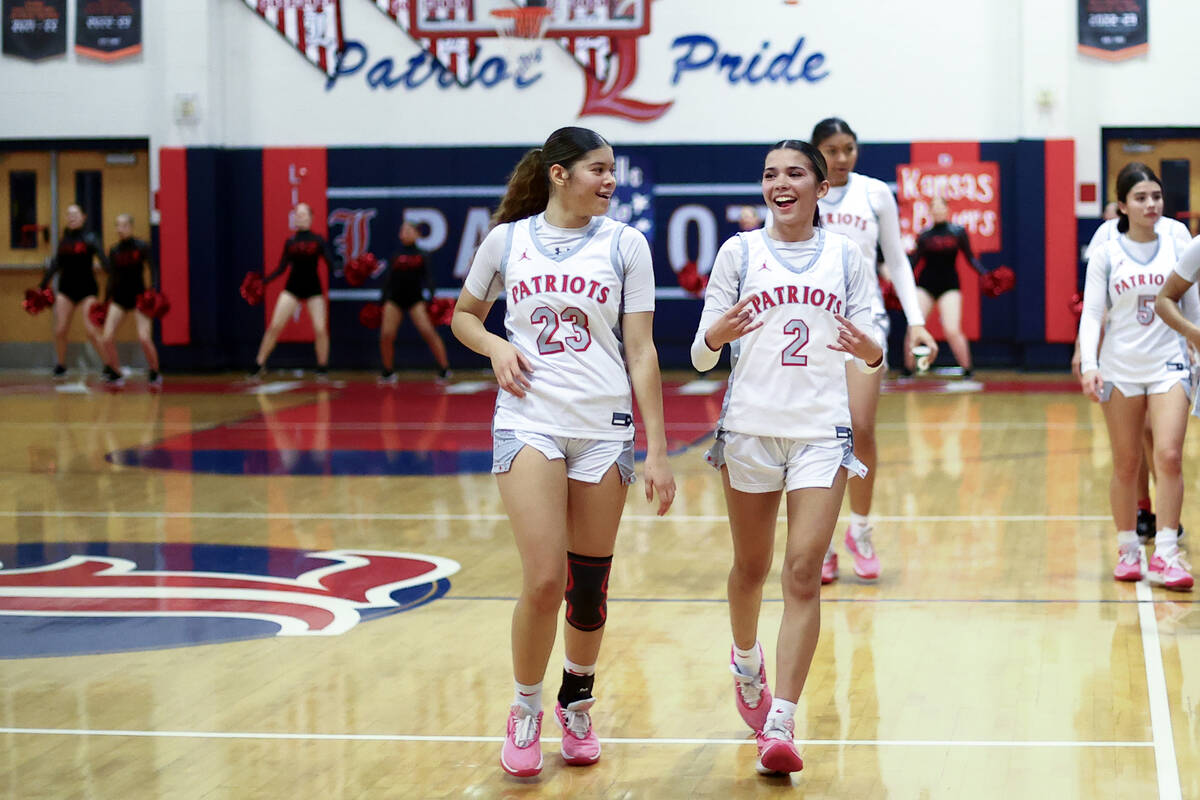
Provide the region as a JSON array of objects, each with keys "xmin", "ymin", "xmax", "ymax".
[
  {"xmin": 690, "ymin": 237, "xmax": 745, "ymax": 372},
  {"xmin": 843, "ymin": 243, "xmax": 883, "ymax": 373},
  {"xmin": 39, "ymin": 253, "xmax": 60, "ymax": 289},
  {"xmin": 955, "ymin": 225, "xmax": 986, "ymax": 274},
  {"xmin": 87, "ymin": 233, "xmax": 109, "ymax": 273},
  {"xmin": 463, "ymin": 225, "xmax": 509, "ymax": 302},
  {"xmin": 420, "ymin": 249, "xmax": 437, "ymax": 295},
  {"xmin": 1078, "ymin": 250, "xmax": 1109, "ymax": 374},
  {"xmin": 619, "ymin": 227, "xmax": 656, "ymax": 313},
  {"xmin": 320, "ymin": 234, "xmax": 343, "ymax": 272},
  {"xmin": 264, "ymin": 240, "xmax": 290, "ymax": 284},
  {"xmin": 142, "ymin": 241, "xmax": 160, "ymax": 289},
  {"xmin": 1174, "ymin": 236, "xmax": 1200, "ymax": 284},
  {"xmin": 869, "ymin": 181, "xmax": 925, "ymax": 326}
]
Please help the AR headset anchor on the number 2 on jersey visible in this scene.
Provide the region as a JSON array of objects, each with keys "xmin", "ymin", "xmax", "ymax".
[
  {"xmin": 531, "ymin": 306, "xmax": 592, "ymax": 354},
  {"xmin": 781, "ymin": 319, "xmax": 810, "ymax": 366}
]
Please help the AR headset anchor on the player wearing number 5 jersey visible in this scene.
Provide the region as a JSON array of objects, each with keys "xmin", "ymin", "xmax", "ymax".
[
  {"xmin": 452, "ymin": 127, "xmax": 675, "ymax": 778},
  {"xmin": 1079, "ymin": 162, "xmax": 1195, "ymax": 590},
  {"xmin": 692, "ymin": 140, "xmax": 882, "ymax": 776}
]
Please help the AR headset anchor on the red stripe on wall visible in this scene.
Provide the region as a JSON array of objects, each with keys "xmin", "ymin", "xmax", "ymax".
[
  {"xmin": 261, "ymin": 149, "xmax": 330, "ymax": 343},
  {"xmin": 907, "ymin": 142, "xmax": 982, "ymax": 340},
  {"xmin": 1044, "ymin": 139, "xmax": 1077, "ymax": 343},
  {"xmin": 158, "ymin": 148, "xmax": 190, "ymax": 346}
]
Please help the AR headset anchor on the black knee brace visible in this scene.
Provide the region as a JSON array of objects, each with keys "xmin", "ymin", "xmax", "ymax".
[{"xmin": 564, "ymin": 552, "xmax": 612, "ymax": 632}]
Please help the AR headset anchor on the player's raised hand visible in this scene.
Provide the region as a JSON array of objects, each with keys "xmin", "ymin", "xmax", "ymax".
[
  {"xmin": 829, "ymin": 313, "xmax": 883, "ymax": 365},
  {"xmin": 704, "ymin": 295, "xmax": 763, "ymax": 351},
  {"xmin": 490, "ymin": 341, "xmax": 534, "ymax": 398}
]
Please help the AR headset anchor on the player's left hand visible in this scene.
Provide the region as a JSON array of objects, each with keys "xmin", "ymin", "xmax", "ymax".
[
  {"xmin": 829, "ymin": 313, "xmax": 883, "ymax": 365},
  {"xmin": 906, "ymin": 325, "xmax": 939, "ymax": 363},
  {"xmin": 642, "ymin": 452, "xmax": 675, "ymax": 516}
]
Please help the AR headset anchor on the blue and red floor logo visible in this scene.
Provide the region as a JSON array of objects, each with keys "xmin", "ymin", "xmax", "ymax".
[{"xmin": 0, "ymin": 541, "xmax": 460, "ymax": 659}]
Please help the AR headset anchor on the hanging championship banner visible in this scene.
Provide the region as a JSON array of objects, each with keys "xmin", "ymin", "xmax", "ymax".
[
  {"xmin": 895, "ymin": 161, "xmax": 1002, "ymax": 254},
  {"xmin": 241, "ymin": 0, "xmax": 344, "ymax": 77},
  {"xmin": 1078, "ymin": 0, "xmax": 1147, "ymax": 61},
  {"xmin": 2, "ymin": 0, "xmax": 67, "ymax": 60},
  {"xmin": 75, "ymin": 0, "xmax": 141, "ymax": 61}
]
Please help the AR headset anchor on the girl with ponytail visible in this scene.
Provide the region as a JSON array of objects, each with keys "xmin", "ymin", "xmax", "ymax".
[{"xmin": 451, "ymin": 127, "xmax": 676, "ymax": 777}]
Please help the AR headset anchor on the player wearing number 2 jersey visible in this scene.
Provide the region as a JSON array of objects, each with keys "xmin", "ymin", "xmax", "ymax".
[
  {"xmin": 692, "ymin": 140, "xmax": 882, "ymax": 776},
  {"xmin": 1079, "ymin": 163, "xmax": 1194, "ymax": 590},
  {"xmin": 452, "ymin": 127, "xmax": 675, "ymax": 778}
]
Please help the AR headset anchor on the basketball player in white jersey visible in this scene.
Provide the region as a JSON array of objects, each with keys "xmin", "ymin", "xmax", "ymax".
[
  {"xmin": 810, "ymin": 118, "xmax": 938, "ymax": 583},
  {"xmin": 693, "ymin": 139, "xmax": 882, "ymax": 775},
  {"xmin": 451, "ymin": 127, "xmax": 676, "ymax": 777},
  {"xmin": 1079, "ymin": 163, "xmax": 1194, "ymax": 590}
]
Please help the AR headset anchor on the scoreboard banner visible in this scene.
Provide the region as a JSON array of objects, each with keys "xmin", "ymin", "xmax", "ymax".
[
  {"xmin": 75, "ymin": 0, "xmax": 142, "ymax": 61},
  {"xmin": 2, "ymin": 0, "xmax": 66, "ymax": 60}
]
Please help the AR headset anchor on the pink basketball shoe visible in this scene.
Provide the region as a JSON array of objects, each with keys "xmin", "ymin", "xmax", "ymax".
[
  {"xmin": 821, "ymin": 551, "xmax": 838, "ymax": 584},
  {"xmin": 1148, "ymin": 549, "xmax": 1193, "ymax": 591},
  {"xmin": 730, "ymin": 643, "xmax": 772, "ymax": 732},
  {"xmin": 755, "ymin": 717, "xmax": 804, "ymax": 775},
  {"xmin": 1113, "ymin": 545, "xmax": 1143, "ymax": 582},
  {"xmin": 844, "ymin": 527, "xmax": 880, "ymax": 580},
  {"xmin": 555, "ymin": 698, "xmax": 601, "ymax": 765},
  {"xmin": 500, "ymin": 704, "xmax": 543, "ymax": 777}
]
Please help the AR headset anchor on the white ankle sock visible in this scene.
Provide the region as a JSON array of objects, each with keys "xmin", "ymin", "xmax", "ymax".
[
  {"xmin": 564, "ymin": 658, "xmax": 596, "ymax": 677},
  {"xmin": 1156, "ymin": 528, "xmax": 1179, "ymax": 553},
  {"xmin": 849, "ymin": 513, "xmax": 871, "ymax": 538},
  {"xmin": 765, "ymin": 698, "xmax": 797, "ymax": 730},
  {"xmin": 514, "ymin": 680, "xmax": 543, "ymax": 714},
  {"xmin": 732, "ymin": 642, "xmax": 762, "ymax": 677},
  {"xmin": 1117, "ymin": 530, "xmax": 1139, "ymax": 549}
]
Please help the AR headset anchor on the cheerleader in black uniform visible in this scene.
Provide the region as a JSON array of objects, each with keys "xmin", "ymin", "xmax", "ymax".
[
  {"xmin": 99, "ymin": 214, "xmax": 161, "ymax": 387},
  {"xmin": 39, "ymin": 205, "xmax": 108, "ymax": 378},
  {"xmin": 251, "ymin": 203, "xmax": 341, "ymax": 379},
  {"xmin": 378, "ymin": 222, "xmax": 451, "ymax": 384},
  {"xmin": 905, "ymin": 197, "xmax": 987, "ymax": 376}
]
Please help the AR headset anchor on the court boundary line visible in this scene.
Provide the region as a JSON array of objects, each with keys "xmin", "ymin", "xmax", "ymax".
[
  {"xmin": 0, "ymin": 511, "xmax": 1114, "ymax": 523},
  {"xmin": 1135, "ymin": 564, "xmax": 1183, "ymax": 800},
  {"xmin": 0, "ymin": 727, "xmax": 1154, "ymax": 749}
]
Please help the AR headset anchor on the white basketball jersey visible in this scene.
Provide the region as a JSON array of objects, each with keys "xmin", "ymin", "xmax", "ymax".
[
  {"xmin": 1097, "ymin": 234, "xmax": 1190, "ymax": 383},
  {"xmin": 818, "ymin": 173, "xmax": 885, "ymax": 316},
  {"xmin": 492, "ymin": 216, "xmax": 635, "ymax": 440},
  {"xmin": 718, "ymin": 229, "xmax": 874, "ymax": 442}
]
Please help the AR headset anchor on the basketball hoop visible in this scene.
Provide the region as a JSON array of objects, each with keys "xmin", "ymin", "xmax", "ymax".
[{"xmin": 490, "ymin": 6, "xmax": 552, "ymax": 39}]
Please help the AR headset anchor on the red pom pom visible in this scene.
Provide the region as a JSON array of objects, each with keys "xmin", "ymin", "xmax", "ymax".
[
  {"xmin": 88, "ymin": 302, "xmax": 108, "ymax": 329},
  {"xmin": 137, "ymin": 289, "xmax": 171, "ymax": 319},
  {"xmin": 22, "ymin": 287, "xmax": 52, "ymax": 315},
  {"xmin": 426, "ymin": 296, "xmax": 456, "ymax": 327},
  {"xmin": 344, "ymin": 253, "xmax": 378, "ymax": 287},
  {"xmin": 676, "ymin": 261, "xmax": 709, "ymax": 296},
  {"xmin": 358, "ymin": 303, "xmax": 383, "ymax": 330},
  {"xmin": 1068, "ymin": 291, "xmax": 1084, "ymax": 317},
  {"xmin": 981, "ymin": 265, "xmax": 1016, "ymax": 297},
  {"xmin": 879, "ymin": 277, "xmax": 903, "ymax": 310},
  {"xmin": 240, "ymin": 272, "xmax": 265, "ymax": 306}
]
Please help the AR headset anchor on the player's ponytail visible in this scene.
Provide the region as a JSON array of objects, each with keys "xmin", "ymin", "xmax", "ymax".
[
  {"xmin": 1113, "ymin": 161, "xmax": 1161, "ymax": 234},
  {"xmin": 492, "ymin": 127, "xmax": 610, "ymax": 226},
  {"xmin": 767, "ymin": 139, "xmax": 829, "ymax": 227}
]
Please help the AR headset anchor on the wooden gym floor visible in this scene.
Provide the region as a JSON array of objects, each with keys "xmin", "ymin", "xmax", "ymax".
[{"xmin": 0, "ymin": 370, "xmax": 1195, "ymax": 799}]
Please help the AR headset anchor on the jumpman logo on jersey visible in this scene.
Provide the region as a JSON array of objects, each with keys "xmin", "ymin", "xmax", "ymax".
[
  {"xmin": 759, "ymin": 262, "xmax": 770, "ymax": 271},
  {"xmin": 518, "ymin": 249, "xmax": 532, "ymax": 261}
]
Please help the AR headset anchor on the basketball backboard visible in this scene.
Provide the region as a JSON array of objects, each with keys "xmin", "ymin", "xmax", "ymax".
[{"xmin": 407, "ymin": 0, "xmax": 650, "ymax": 39}]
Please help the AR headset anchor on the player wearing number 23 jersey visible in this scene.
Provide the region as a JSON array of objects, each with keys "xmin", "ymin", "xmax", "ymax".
[{"xmin": 464, "ymin": 212, "xmax": 656, "ymax": 441}]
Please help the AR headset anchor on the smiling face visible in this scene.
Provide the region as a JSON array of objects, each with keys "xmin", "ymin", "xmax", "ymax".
[
  {"xmin": 1119, "ymin": 179, "xmax": 1163, "ymax": 234},
  {"xmin": 551, "ymin": 145, "xmax": 616, "ymax": 220},
  {"xmin": 762, "ymin": 147, "xmax": 828, "ymax": 233},
  {"xmin": 815, "ymin": 132, "xmax": 857, "ymax": 187}
]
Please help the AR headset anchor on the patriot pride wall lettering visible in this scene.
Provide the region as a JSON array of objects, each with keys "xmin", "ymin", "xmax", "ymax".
[
  {"xmin": 2, "ymin": 0, "xmax": 66, "ymax": 60},
  {"xmin": 75, "ymin": 0, "xmax": 141, "ymax": 61},
  {"xmin": 242, "ymin": 0, "xmax": 344, "ymax": 76}
]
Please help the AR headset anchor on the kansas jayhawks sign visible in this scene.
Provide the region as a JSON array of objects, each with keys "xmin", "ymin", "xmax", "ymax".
[{"xmin": 0, "ymin": 542, "xmax": 460, "ymax": 658}]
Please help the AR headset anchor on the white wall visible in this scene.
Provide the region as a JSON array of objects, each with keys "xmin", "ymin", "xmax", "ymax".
[{"xmin": 3, "ymin": 0, "xmax": 1196, "ymax": 215}]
